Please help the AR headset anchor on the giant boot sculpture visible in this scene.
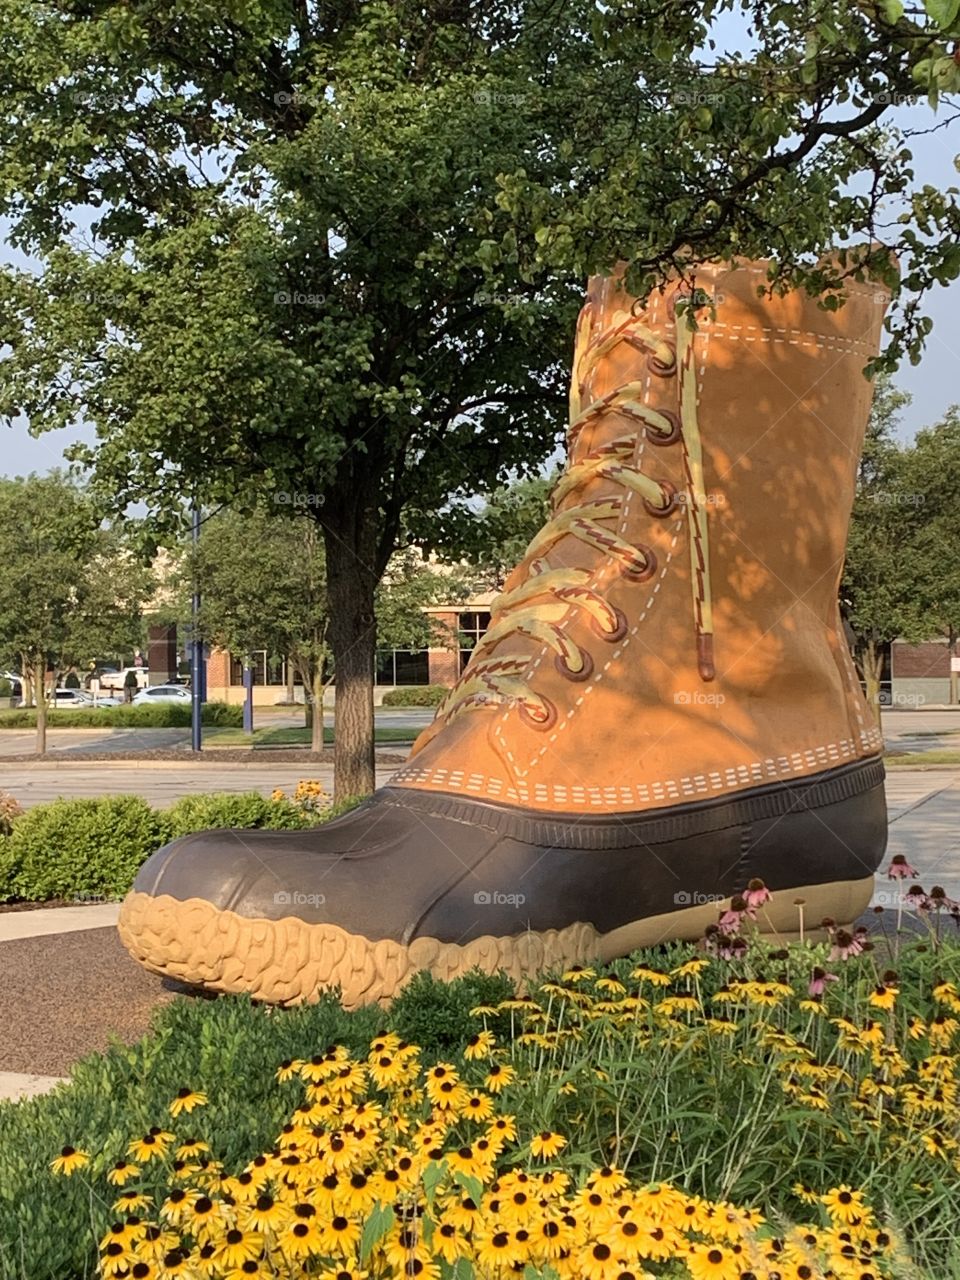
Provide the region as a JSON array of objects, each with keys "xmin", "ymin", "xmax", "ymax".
[{"xmin": 120, "ymin": 260, "xmax": 889, "ymax": 1006}]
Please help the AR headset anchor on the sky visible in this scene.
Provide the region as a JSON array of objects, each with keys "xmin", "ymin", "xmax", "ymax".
[{"xmin": 2, "ymin": 72, "xmax": 959, "ymax": 478}]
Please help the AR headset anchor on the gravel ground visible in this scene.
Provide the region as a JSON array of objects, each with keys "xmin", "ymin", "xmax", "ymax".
[{"xmin": 0, "ymin": 927, "xmax": 176, "ymax": 1076}]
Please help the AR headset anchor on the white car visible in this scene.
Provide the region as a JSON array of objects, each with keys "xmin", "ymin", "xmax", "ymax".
[
  {"xmin": 53, "ymin": 687, "xmax": 120, "ymax": 708},
  {"xmin": 132, "ymin": 685, "xmax": 192, "ymax": 705},
  {"xmin": 99, "ymin": 666, "xmax": 150, "ymax": 692}
]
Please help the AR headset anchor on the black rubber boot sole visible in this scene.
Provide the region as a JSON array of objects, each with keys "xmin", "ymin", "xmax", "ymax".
[{"xmin": 118, "ymin": 756, "xmax": 886, "ymax": 1005}]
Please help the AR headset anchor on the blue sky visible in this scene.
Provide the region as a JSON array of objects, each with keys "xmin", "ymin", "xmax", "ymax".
[{"xmin": 2, "ymin": 91, "xmax": 958, "ymax": 478}]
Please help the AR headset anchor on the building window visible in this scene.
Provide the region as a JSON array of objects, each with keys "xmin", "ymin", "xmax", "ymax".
[
  {"xmin": 229, "ymin": 652, "xmax": 291, "ymax": 686},
  {"xmin": 458, "ymin": 611, "xmax": 491, "ymax": 674},
  {"xmin": 375, "ymin": 650, "xmax": 430, "ymax": 686}
]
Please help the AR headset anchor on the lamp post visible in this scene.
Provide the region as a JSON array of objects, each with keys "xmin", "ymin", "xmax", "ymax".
[{"xmin": 191, "ymin": 503, "xmax": 202, "ymax": 752}]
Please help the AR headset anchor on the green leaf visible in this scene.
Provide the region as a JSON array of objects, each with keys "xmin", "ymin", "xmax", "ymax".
[
  {"xmin": 925, "ymin": 0, "xmax": 960, "ymax": 27},
  {"xmin": 422, "ymin": 1158, "xmax": 446, "ymax": 1207},
  {"xmin": 360, "ymin": 1202, "xmax": 395, "ymax": 1265},
  {"xmin": 453, "ymin": 1171, "xmax": 484, "ymax": 1205}
]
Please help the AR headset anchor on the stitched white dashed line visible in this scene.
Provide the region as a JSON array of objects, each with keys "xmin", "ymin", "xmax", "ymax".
[{"xmin": 392, "ymin": 732, "xmax": 877, "ymax": 808}]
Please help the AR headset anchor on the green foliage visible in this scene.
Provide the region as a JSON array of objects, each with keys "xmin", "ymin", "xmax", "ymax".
[
  {"xmin": 164, "ymin": 792, "xmax": 314, "ymax": 839},
  {"xmin": 0, "ymin": 679, "xmax": 11, "ymax": 697},
  {"xmin": 5, "ymin": 937, "xmax": 960, "ymax": 1278},
  {"xmin": 380, "ymin": 685, "xmax": 448, "ymax": 707},
  {"xmin": 389, "ymin": 968, "xmax": 515, "ymax": 1054},
  {"xmin": 0, "ymin": 787, "xmax": 330, "ymax": 903},
  {"xmin": 0, "ymin": 473, "xmax": 152, "ymax": 751},
  {"xmin": 0, "ymin": 701, "xmax": 241, "ymax": 729},
  {"xmin": 0, "ymin": 993, "xmax": 384, "ymax": 1280},
  {"xmin": 0, "ymin": 796, "xmax": 169, "ymax": 903}
]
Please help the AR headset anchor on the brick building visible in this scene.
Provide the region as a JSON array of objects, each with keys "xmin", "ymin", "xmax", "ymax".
[
  {"xmin": 891, "ymin": 638, "xmax": 956, "ymax": 707},
  {"xmin": 203, "ymin": 591, "xmax": 497, "ymax": 705}
]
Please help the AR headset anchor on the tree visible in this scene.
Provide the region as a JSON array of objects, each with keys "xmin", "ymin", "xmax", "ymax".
[
  {"xmin": 903, "ymin": 407, "xmax": 960, "ymax": 704},
  {"xmin": 438, "ymin": 472, "xmax": 556, "ymax": 591},
  {"xmin": 190, "ymin": 511, "xmax": 470, "ymax": 762},
  {"xmin": 3, "ymin": 1, "xmax": 960, "ymax": 793},
  {"xmin": 841, "ymin": 380, "xmax": 934, "ymax": 718},
  {"xmin": 0, "ymin": 473, "xmax": 149, "ymax": 752}
]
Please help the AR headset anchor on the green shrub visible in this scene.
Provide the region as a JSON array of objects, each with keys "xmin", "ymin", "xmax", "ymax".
[
  {"xmin": 0, "ymin": 678, "xmax": 11, "ymax": 698},
  {"xmin": 380, "ymin": 684, "xmax": 447, "ymax": 707},
  {"xmin": 389, "ymin": 967, "xmax": 514, "ymax": 1053},
  {"xmin": 164, "ymin": 791, "xmax": 316, "ymax": 838},
  {"xmin": 0, "ymin": 788, "xmax": 352, "ymax": 903},
  {"xmin": 0, "ymin": 796, "xmax": 169, "ymax": 902},
  {"xmin": 0, "ymin": 700, "xmax": 242, "ymax": 729}
]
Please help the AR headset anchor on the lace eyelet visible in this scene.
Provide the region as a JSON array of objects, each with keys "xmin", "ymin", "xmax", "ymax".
[
  {"xmin": 592, "ymin": 606, "xmax": 628, "ymax": 644},
  {"xmin": 643, "ymin": 481, "xmax": 679, "ymax": 519},
  {"xmin": 555, "ymin": 650, "xmax": 593, "ymax": 683},
  {"xmin": 519, "ymin": 698, "xmax": 558, "ymax": 732},
  {"xmin": 622, "ymin": 547, "xmax": 657, "ymax": 583},
  {"xmin": 647, "ymin": 349, "xmax": 676, "ymax": 377},
  {"xmin": 646, "ymin": 409, "xmax": 681, "ymax": 446}
]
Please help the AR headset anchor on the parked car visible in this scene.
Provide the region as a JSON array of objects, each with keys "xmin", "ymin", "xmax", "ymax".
[
  {"xmin": 132, "ymin": 684, "xmax": 192, "ymax": 705},
  {"xmin": 51, "ymin": 687, "xmax": 120, "ymax": 708},
  {"xmin": 98, "ymin": 666, "xmax": 150, "ymax": 692}
]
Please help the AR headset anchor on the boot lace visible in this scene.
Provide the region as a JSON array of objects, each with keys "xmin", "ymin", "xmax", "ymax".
[{"xmin": 438, "ymin": 291, "xmax": 715, "ymax": 731}]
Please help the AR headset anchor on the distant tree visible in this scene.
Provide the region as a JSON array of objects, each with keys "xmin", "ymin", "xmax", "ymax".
[
  {"xmin": 842, "ymin": 380, "xmax": 935, "ymax": 718},
  {"xmin": 443, "ymin": 473, "xmax": 556, "ymax": 590},
  {"xmin": 0, "ymin": 473, "xmax": 149, "ymax": 752},
  {"xmin": 902, "ymin": 406, "xmax": 960, "ymax": 705},
  {"xmin": 191, "ymin": 511, "xmax": 469, "ymax": 766}
]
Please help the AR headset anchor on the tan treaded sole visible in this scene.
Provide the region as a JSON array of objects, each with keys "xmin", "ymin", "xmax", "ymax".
[{"xmin": 118, "ymin": 875, "xmax": 875, "ymax": 1009}]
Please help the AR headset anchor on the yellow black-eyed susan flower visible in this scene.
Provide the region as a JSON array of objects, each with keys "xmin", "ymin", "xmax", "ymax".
[
  {"xmin": 169, "ymin": 1087, "xmax": 208, "ymax": 1117},
  {"xmin": 483, "ymin": 1062, "xmax": 516, "ymax": 1093},
  {"xmin": 128, "ymin": 1129, "xmax": 175, "ymax": 1163},
  {"xmin": 686, "ymin": 1243, "xmax": 741, "ymax": 1280},
  {"xmin": 50, "ymin": 1145, "xmax": 89, "ymax": 1176},
  {"xmin": 464, "ymin": 1029, "xmax": 496, "ymax": 1060},
  {"xmin": 821, "ymin": 1186, "xmax": 866, "ymax": 1224},
  {"xmin": 530, "ymin": 1130, "xmax": 567, "ymax": 1159},
  {"xmin": 106, "ymin": 1160, "xmax": 141, "ymax": 1186},
  {"xmin": 215, "ymin": 1228, "xmax": 263, "ymax": 1269}
]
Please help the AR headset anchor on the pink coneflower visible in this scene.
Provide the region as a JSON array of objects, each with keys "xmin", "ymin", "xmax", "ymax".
[
  {"xmin": 808, "ymin": 967, "xmax": 839, "ymax": 997},
  {"xmin": 886, "ymin": 854, "xmax": 918, "ymax": 880},
  {"xmin": 906, "ymin": 884, "xmax": 930, "ymax": 912},
  {"xmin": 717, "ymin": 895, "xmax": 751, "ymax": 936},
  {"xmin": 829, "ymin": 929, "xmax": 864, "ymax": 961},
  {"xmin": 743, "ymin": 878, "xmax": 771, "ymax": 910},
  {"xmin": 717, "ymin": 934, "xmax": 748, "ymax": 961},
  {"xmin": 928, "ymin": 886, "xmax": 958, "ymax": 912}
]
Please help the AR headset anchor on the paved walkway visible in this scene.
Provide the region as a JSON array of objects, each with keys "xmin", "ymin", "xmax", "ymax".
[
  {"xmin": 0, "ymin": 762, "xmax": 402, "ymax": 808},
  {"xmin": 2, "ymin": 766, "xmax": 959, "ymax": 1102}
]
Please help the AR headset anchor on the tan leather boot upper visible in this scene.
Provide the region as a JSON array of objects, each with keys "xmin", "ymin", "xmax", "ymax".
[{"xmin": 395, "ymin": 261, "xmax": 888, "ymax": 814}]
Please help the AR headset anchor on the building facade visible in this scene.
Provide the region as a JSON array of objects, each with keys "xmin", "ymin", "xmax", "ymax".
[{"xmin": 204, "ymin": 594, "xmax": 496, "ymax": 705}]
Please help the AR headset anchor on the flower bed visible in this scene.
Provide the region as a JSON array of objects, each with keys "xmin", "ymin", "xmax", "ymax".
[{"xmin": 5, "ymin": 874, "xmax": 960, "ymax": 1278}]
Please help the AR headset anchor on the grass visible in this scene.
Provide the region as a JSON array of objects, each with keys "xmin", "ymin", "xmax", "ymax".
[
  {"xmin": 886, "ymin": 749, "xmax": 960, "ymax": 766},
  {"xmin": 204, "ymin": 724, "xmax": 417, "ymax": 748}
]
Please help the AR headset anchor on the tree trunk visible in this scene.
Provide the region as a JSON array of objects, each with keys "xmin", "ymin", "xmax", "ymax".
[
  {"xmin": 311, "ymin": 669, "xmax": 325, "ymax": 754},
  {"xmin": 949, "ymin": 630, "xmax": 959, "ymax": 708},
  {"xmin": 323, "ymin": 521, "xmax": 378, "ymax": 802},
  {"xmin": 286, "ymin": 657, "xmax": 296, "ymax": 706},
  {"xmin": 34, "ymin": 656, "xmax": 47, "ymax": 755},
  {"xmin": 861, "ymin": 640, "xmax": 883, "ymax": 729}
]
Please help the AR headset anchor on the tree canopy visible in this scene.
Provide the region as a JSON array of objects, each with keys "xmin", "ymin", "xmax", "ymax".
[
  {"xmin": 3, "ymin": 0, "xmax": 960, "ymax": 791},
  {"xmin": 0, "ymin": 473, "xmax": 149, "ymax": 751}
]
